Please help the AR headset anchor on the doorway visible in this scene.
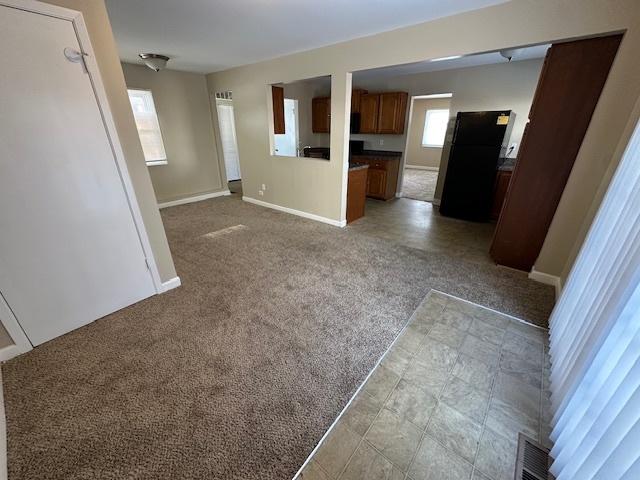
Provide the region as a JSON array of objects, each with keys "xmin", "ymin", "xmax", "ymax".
[
  {"xmin": 274, "ymin": 98, "xmax": 299, "ymax": 156},
  {"xmin": 401, "ymin": 94, "xmax": 452, "ymax": 203},
  {"xmin": 215, "ymin": 92, "xmax": 242, "ymax": 193},
  {"xmin": 0, "ymin": 2, "xmax": 158, "ymax": 347}
]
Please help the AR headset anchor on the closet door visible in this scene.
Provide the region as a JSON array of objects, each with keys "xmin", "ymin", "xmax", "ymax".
[{"xmin": 0, "ymin": 4, "xmax": 156, "ymax": 345}]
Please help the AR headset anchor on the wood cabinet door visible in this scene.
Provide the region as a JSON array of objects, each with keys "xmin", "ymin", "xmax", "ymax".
[
  {"xmin": 490, "ymin": 170, "xmax": 512, "ymax": 220},
  {"xmin": 312, "ymin": 97, "xmax": 330, "ymax": 133},
  {"xmin": 272, "ymin": 86, "xmax": 285, "ymax": 134},
  {"xmin": 351, "ymin": 88, "xmax": 368, "ymax": 114},
  {"xmin": 366, "ymin": 168, "xmax": 387, "ymax": 198},
  {"xmin": 359, "ymin": 94, "xmax": 379, "ymax": 133},
  {"xmin": 490, "ymin": 34, "xmax": 622, "ymax": 271},
  {"xmin": 377, "ymin": 92, "xmax": 408, "ymax": 134}
]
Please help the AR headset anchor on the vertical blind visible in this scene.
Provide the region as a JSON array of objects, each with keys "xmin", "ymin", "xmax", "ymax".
[{"xmin": 548, "ymin": 118, "xmax": 640, "ymax": 479}]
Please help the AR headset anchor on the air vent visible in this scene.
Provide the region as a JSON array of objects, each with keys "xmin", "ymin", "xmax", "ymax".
[{"xmin": 515, "ymin": 433, "xmax": 554, "ymax": 480}]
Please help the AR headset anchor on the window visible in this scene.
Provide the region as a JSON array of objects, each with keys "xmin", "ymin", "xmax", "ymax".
[
  {"xmin": 127, "ymin": 89, "xmax": 167, "ymax": 166},
  {"xmin": 422, "ymin": 109, "xmax": 449, "ymax": 147}
]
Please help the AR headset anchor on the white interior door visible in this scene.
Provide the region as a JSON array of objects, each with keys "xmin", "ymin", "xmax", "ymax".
[
  {"xmin": 274, "ymin": 99, "xmax": 299, "ymax": 156},
  {"xmin": 215, "ymin": 99, "xmax": 241, "ymax": 181},
  {"xmin": 0, "ymin": 5, "xmax": 156, "ymax": 346}
]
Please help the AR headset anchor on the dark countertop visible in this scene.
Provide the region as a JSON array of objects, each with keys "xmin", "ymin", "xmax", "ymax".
[
  {"xmin": 352, "ymin": 149, "xmax": 403, "ymax": 158},
  {"xmin": 348, "ymin": 163, "xmax": 369, "ymax": 172},
  {"xmin": 498, "ymin": 157, "xmax": 516, "ymax": 172}
]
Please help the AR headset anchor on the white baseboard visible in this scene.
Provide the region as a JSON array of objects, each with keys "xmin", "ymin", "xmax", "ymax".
[
  {"xmin": 242, "ymin": 196, "xmax": 346, "ymax": 227},
  {"xmin": 159, "ymin": 276, "xmax": 181, "ymax": 293},
  {"xmin": 405, "ymin": 165, "xmax": 439, "ymax": 171},
  {"xmin": 158, "ymin": 190, "xmax": 231, "ymax": 209},
  {"xmin": 0, "ymin": 344, "xmax": 27, "ymax": 362},
  {"xmin": 529, "ymin": 267, "xmax": 562, "ymax": 299}
]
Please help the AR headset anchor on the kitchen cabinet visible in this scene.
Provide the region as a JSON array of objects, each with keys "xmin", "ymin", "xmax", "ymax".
[
  {"xmin": 358, "ymin": 92, "xmax": 408, "ymax": 134},
  {"xmin": 490, "ymin": 34, "xmax": 622, "ymax": 271},
  {"xmin": 351, "ymin": 88, "xmax": 368, "ymax": 114},
  {"xmin": 272, "ymin": 85, "xmax": 285, "ymax": 134},
  {"xmin": 352, "ymin": 152, "xmax": 401, "ymax": 200},
  {"xmin": 312, "ymin": 97, "xmax": 330, "ymax": 133},
  {"xmin": 491, "ymin": 170, "xmax": 512, "ymax": 220},
  {"xmin": 347, "ymin": 165, "xmax": 368, "ymax": 223}
]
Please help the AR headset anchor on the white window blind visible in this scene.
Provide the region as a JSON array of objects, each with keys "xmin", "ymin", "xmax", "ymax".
[
  {"xmin": 422, "ymin": 109, "xmax": 449, "ymax": 147},
  {"xmin": 548, "ymin": 118, "xmax": 640, "ymax": 479},
  {"xmin": 127, "ymin": 89, "xmax": 167, "ymax": 166}
]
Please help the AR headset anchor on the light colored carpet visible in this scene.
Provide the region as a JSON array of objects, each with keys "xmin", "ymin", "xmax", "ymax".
[
  {"xmin": 402, "ymin": 168, "xmax": 439, "ymax": 202},
  {"xmin": 1, "ymin": 196, "xmax": 554, "ymax": 480}
]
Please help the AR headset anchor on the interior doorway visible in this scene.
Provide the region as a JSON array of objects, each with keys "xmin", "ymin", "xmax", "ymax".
[
  {"xmin": 215, "ymin": 92, "xmax": 242, "ymax": 193},
  {"xmin": 401, "ymin": 93, "xmax": 452, "ymax": 203},
  {"xmin": 274, "ymin": 98, "xmax": 299, "ymax": 156}
]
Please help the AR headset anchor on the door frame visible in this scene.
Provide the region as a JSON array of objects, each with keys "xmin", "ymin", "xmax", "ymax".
[{"xmin": 0, "ymin": 0, "xmax": 164, "ymax": 356}]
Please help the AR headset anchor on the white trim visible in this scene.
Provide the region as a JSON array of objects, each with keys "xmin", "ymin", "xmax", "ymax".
[
  {"xmin": 158, "ymin": 190, "xmax": 231, "ymax": 209},
  {"xmin": 0, "ymin": 294, "xmax": 32, "ymax": 359},
  {"xmin": 0, "ymin": 344, "xmax": 26, "ymax": 363},
  {"xmin": 404, "ymin": 165, "xmax": 439, "ymax": 171},
  {"xmin": 146, "ymin": 160, "xmax": 168, "ymax": 167},
  {"xmin": 243, "ymin": 196, "xmax": 347, "ymax": 227},
  {"xmin": 529, "ymin": 267, "xmax": 562, "ymax": 299},
  {"xmin": 413, "ymin": 93, "xmax": 453, "ymax": 99},
  {"xmin": 432, "ymin": 198, "xmax": 441, "ymax": 206},
  {"xmin": 159, "ymin": 276, "xmax": 181, "ymax": 293}
]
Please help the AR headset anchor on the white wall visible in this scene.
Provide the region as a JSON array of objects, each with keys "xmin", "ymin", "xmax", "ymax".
[
  {"xmin": 207, "ymin": 0, "xmax": 640, "ymax": 281},
  {"xmin": 122, "ymin": 63, "xmax": 227, "ymax": 203}
]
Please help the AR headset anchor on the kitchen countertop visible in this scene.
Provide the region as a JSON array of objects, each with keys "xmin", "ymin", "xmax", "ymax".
[
  {"xmin": 498, "ymin": 157, "xmax": 516, "ymax": 171},
  {"xmin": 349, "ymin": 163, "xmax": 369, "ymax": 172},
  {"xmin": 352, "ymin": 149, "xmax": 403, "ymax": 158}
]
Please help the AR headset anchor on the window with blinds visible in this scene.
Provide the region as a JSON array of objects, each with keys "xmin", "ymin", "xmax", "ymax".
[
  {"xmin": 127, "ymin": 89, "xmax": 167, "ymax": 166},
  {"xmin": 548, "ymin": 118, "xmax": 640, "ymax": 480}
]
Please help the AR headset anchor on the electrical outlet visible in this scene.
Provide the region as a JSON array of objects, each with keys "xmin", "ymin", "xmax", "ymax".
[
  {"xmin": 379, "ymin": 139, "xmax": 384, "ymax": 146},
  {"xmin": 258, "ymin": 190, "xmax": 264, "ymax": 196},
  {"xmin": 261, "ymin": 184, "xmax": 266, "ymax": 191}
]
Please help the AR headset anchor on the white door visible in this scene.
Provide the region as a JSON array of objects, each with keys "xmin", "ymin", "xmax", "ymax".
[
  {"xmin": 0, "ymin": 5, "xmax": 156, "ymax": 346},
  {"xmin": 215, "ymin": 99, "xmax": 241, "ymax": 181},
  {"xmin": 274, "ymin": 99, "xmax": 299, "ymax": 156}
]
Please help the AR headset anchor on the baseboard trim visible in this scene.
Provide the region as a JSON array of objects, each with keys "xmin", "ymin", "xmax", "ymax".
[
  {"xmin": 242, "ymin": 196, "xmax": 346, "ymax": 227},
  {"xmin": 529, "ymin": 267, "xmax": 562, "ymax": 299},
  {"xmin": 405, "ymin": 165, "xmax": 439, "ymax": 171},
  {"xmin": 0, "ymin": 344, "xmax": 27, "ymax": 362},
  {"xmin": 158, "ymin": 190, "xmax": 231, "ymax": 209},
  {"xmin": 432, "ymin": 198, "xmax": 441, "ymax": 206},
  {"xmin": 159, "ymin": 276, "xmax": 181, "ymax": 293}
]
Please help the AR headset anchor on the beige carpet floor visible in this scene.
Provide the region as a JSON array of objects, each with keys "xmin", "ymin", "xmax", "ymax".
[
  {"xmin": 1, "ymin": 197, "xmax": 554, "ymax": 480},
  {"xmin": 401, "ymin": 168, "xmax": 439, "ymax": 202}
]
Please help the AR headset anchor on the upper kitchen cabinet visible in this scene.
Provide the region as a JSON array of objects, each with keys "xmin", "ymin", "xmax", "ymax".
[
  {"xmin": 351, "ymin": 88, "xmax": 368, "ymax": 114},
  {"xmin": 312, "ymin": 97, "xmax": 331, "ymax": 133},
  {"xmin": 359, "ymin": 93, "xmax": 380, "ymax": 133},
  {"xmin": 359, "ymin": 92, "xmax": 408, "ymax": 134},
  {"xmin": 378, "ymin": 92, "xmax": 408, "ymax": 134},
  {"xmin": 272, "ymin": 85, "xmax": 285, "ymax": 134}
]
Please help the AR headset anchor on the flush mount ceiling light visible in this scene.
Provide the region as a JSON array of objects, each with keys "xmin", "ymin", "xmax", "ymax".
[
  {"xmin": 499, "ymin": 48, "xmax": 523, "ymax": 62},
  {"xmin": 139, "ymin": 53, "xmax": 170, "ymax": 72}
]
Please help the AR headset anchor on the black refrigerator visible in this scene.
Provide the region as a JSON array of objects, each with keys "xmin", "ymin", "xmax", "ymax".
[{"xmin": 440, "ymin": 111, "xmax": 515, "ymax": 222}]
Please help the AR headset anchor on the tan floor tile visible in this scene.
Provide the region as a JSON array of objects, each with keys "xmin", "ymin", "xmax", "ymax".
[
  {"xmin": 381, "ymin": 345, "xmax": 414, "ymax": 377},
  {"xmin": 468, "ymin": 318, "xmax": 505, "ymax": 346},
  {"xmin": 451, "ymin": 354, "xmax": 496, "ymax": 393},
  {"xmin": 414, "ymin": 338, "xmax": 458, "ymax": 371},
  {"xmin": 365, "ymin": 408, "xmax": 422, "ymax": 471},
  {"xmin": 364, "ymin": 365, "xmax": 400, "ymax": 405},
  {"xmin": 475, "ymin": 427, "xmax": 518, "ymax": 480},
  {"xmin": 314, "ymin": 423, "xmax": 362, "ymax": 479},
  {"xmin": 439, "ymin": 308, "xmax": 473, "ymax": 331},
  {"xmin": 385, "ymin": 379, "xmax": 438, "ymax": 429},
  {"xmin": 408, "ymin": 434, "xmax": 473, "ymax": 480},
  {"xmin": 342, "ymin": 392, "xmax": 382, "ymax": 436},
  {"xmin": 299, "ymin": 460, "xmax": 331, "ymax": 480},
  {"xmin": 460, "ymin": 334, "xmax": 501, "ymax": 367},
  {"xmin": 339, "ymin": 441, "xmax": 404, "ymax": 480},
  {"xmin": 427, "ymin": 323, "xmax": 466, "ymax": 350},
  {"xmin": 440, "ymin": 377, "xmax": 490, "ymax": 424},
  {"xmin": 426, "ymin": 403, "xmax": 482, "ymax": 463}
]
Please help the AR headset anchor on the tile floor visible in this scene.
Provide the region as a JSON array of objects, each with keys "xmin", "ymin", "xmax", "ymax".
[
  {"xmin": 296, "ymin": 291, "xmax": 552, "ymax": 480},
  {"xmin": 348, "ymin": 199, "xmax": 496, "ymax": 266}
]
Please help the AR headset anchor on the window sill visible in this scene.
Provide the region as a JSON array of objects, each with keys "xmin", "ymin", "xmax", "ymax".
[
  {"xmin": 421, "ymin": 144, "xmax": 444, "ymax": 148},
  {"xmin": 146, "ymin": 160, "xmax": 168, "ymax": 167}
]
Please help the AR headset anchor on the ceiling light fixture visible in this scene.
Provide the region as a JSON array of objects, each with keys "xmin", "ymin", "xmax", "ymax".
[
  {"xmin": 499, "ymin": 48, "xmax": 523, "ymax": 62},
  {"xmin": 139, "ymin": 53, "xmax": 170, "ymax": 72},
  {"xmin": 430, "ymin": 55, "xmax": 463, "ymax": 62}
]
